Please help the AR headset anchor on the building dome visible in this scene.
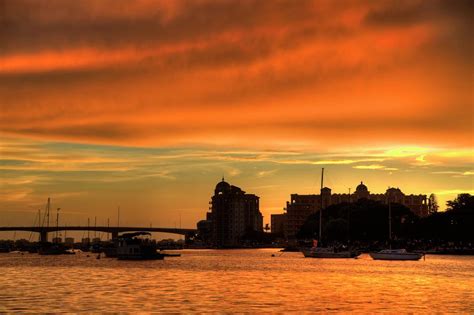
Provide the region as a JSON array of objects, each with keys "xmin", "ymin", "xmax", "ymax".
[
  {"xmin": 356, "ymin": 181, "xmax": 368, "ymax": 191},
  {"xmin": 215, "ymin": 177, "xmax": 231, "ymax": 194}
]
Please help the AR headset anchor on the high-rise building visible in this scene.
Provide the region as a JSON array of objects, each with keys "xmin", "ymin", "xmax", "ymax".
[
  {"xmin": 270, "ymin": 214, "xmax": 286, "ymax": 235},
  {"xmin": 283, "ymin": 182, "xmax": 430, "ymax": 241},
  {"xmin": 210, "ymin": 178, "xmax": 263, "ymax": 247}
]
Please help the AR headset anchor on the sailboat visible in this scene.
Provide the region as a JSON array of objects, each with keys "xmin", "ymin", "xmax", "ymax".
[
  {"xmin": 38, "ymin": 199, "xmax": 72, "ymax": 255},
  {"xmin": 369, "ymin": 200, "xmax": 423, "ymax": 261},
  {"xmin": 302, "ymin": 168, "xmax": 360, "ymax": 259}
]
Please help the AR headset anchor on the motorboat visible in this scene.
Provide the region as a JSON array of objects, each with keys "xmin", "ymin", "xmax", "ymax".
[
  {"xmin": 117, "ymin": 232, "xmax": 165, "ymax": 260},
  {"xmin": 370, "ymin": 248, "xmax": 423, "ymax": 261}
]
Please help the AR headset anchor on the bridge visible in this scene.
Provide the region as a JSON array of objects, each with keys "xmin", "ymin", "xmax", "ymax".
[{"xmin": 0, "ymin": 226, "xmax": 197, "ymax": 242}]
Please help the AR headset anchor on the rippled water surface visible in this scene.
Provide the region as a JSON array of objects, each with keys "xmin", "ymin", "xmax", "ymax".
[{"xmin": 1, "ymin": 249, "xmax": 473, "ymax": 312}]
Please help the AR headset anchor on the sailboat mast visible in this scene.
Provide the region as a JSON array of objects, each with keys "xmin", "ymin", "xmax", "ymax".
[
  {"xmin": 87, "ymin": 217, "xmax": 90, "ymax": 242},
  {"xmin": 388, "ymin": 199, "xmax": 392, "ymax": 248},
  {"xmin": 56, "ymin": 208, "xmax": 60, "ymax": 242},
  {"xmin": 46, "ymin": 197, "xmax": 50, "ymax": 229},
  {"xmin": 319, "ymin": 168, "xmax": 324, "ymax": 242}
]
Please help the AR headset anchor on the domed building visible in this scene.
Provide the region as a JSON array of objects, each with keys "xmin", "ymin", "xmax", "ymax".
[
  {"xmin": 214, "ymin": 177, "xmax": 231, "ymax": 195},
  {"xmin": 355, "ymin": 181, "xmax": 370, "ymax": 199},
  {"xmin": 205, "ymin": 178, "xmax": 263, "ymax": 247},
  {"xmin": 278, "ymin": 181, "xmax": 429, "ymax": 241}
]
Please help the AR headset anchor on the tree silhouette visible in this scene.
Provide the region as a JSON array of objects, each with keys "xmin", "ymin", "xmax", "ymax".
[{"xmin": 428, "ymin": 193, "xmax": 439, "ymax": 214}]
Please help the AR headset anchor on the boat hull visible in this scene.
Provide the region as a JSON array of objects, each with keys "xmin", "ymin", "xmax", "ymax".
[
  {"xmin": 117, "ymin": 253, "xmax": 164, "ymax": 260},
  {"xmin": 302, "ymin": 248, "xmax": 360, "ymax": 259},
  {"xmin": 369, "ymin": 252, "xmax": 423, "ymax": 261}
]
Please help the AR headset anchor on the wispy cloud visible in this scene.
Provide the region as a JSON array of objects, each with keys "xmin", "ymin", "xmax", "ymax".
[
  {"xmin": 257, "ymin": 169, "xmax": 278, "ymax": 178},
  {"xmin": 353, "ymin": 164, "xmax": 398, "ymax": 171}
]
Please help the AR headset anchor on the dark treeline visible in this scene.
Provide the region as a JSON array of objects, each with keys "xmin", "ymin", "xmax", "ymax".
[{"xmin": 297, "ymin": 194, "xmax": 474, "ymax": 243}]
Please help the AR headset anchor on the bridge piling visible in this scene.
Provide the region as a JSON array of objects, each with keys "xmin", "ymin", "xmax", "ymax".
[{"xmin": 40, "ymin": 230, "xmax": 48, "ymax": 242}]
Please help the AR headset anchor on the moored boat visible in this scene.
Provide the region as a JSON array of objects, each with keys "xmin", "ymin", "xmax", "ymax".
[
  {"xmin": 38, "ymin": 243, "xmax": 72, "ymax": 255},
  {"xmin": 303, "ymin": 246, "xmax": 360, "ymax": 258},
  {"xmin": 369, "ymin": 199, "xmax": 423, "ymax": 261},
  {"xmin": 117, "ymin": 232, "xmax": 165, "ymax": 260},
  {"xmin": 370, "ymin": 249, "xmax": 423, "ymax": 261},
  {"xmin": 301, "ymin": 168, "xmax": 360, "ymax": 259}
]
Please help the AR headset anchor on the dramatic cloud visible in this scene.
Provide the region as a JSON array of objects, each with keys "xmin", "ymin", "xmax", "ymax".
[
  {"xmin": 0, "ymin": 0, "xmax": 472, "ymax": 149},
  {"xmin": 0, "ymin": 1, "xmax": 472, "ymax": 231}
]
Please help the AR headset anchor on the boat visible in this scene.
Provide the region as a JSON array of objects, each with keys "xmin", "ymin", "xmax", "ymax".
[
  {"xmin": 370, "ymin": 249, "xmax": 423, "ymax": 261},
  {"xmin": 302, "ymin": 168, "xmax": 360, "ymax": 259},
  {"xmin": 302, "ymin": 246, "xmax": 360, "ymax": 258},
  {"xmin": 103, "ymin": 241, "xmax": 118, "ymax": 258},
  {"xmin": 280, "ymin": 245, "xmax": 300, "ymax": 252},
  {"xmin": 369, "ymin": 199, "xmax": 423, "ymax": 261},
  {"xmin": 160, "ymin": 252, "xmax": 181, "ymax": 257},
  {"xmin": 116, "ymin": 232, "xmax": 165, "ymax": 260},
  {"xmin": 38, "ymin": 243, "xmax": 71, "ymax": 255}
]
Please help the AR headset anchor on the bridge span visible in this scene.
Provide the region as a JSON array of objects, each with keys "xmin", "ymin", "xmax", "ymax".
[{"xmin": 0, "ymin": 226, "xmax": 197, "ymax": 242}]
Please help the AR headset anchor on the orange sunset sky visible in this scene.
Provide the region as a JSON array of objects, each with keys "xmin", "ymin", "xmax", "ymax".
[{"xmin": 0, "ymin": 0, "xmax": 473, "ymax": 238}]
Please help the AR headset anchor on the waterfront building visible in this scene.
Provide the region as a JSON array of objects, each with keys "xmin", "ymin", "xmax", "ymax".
[
  {"xmin": 209, "ymin": 178, "xmax": 263, "ymax": 247},
  {"xmin": 271, "ymin": 213, "xmax": 286, "ymax": 235},
  {"xmin": 283, "ymin": 182, "xmax": 430, "ymax": 240}
]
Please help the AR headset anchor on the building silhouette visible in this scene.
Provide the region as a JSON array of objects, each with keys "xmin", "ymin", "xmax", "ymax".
[
  {"xmin": 270, "ymin": 214, "xmax": 286, "ymax": 236},
  {"xmin": 274, "ymin": 181, "xmax": 430, "ymax": 241},
  {"xmin": 206, "ymin": 178, "xmax": 263, "ymax": 247}
]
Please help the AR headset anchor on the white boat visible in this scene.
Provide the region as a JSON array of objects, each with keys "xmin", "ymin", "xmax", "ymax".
[
  {"xmin": 303, "ymin": 246, "xmax": 360, "ymax": 258},
  {"xmin": 370, "ymin": 249, "xmax": 423, "ymax": 261},
  {"xmin": 369, "ymin": 199, "xmax": 423, "ymax": 261}
]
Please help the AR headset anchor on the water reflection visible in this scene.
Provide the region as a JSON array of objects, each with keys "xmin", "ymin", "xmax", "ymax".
[{"xmin": 0, "ymin": 250, "xmax": 473, "ymax": 312}]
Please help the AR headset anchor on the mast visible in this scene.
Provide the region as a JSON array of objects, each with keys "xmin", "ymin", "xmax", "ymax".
[
  {"xmin": 388, "ymin": 199, "xmax": 392, "ymax": 249},
  {"xmin": 56, "ymin": 208, "xmax": 60, "ymax": 242},
  {"xmin": 87, "ymin": 217, "xmax": 90, "ymax": 243},
  {"xmin": 348, "ymin": 188, "xmax": 351, "ymax": 243},
  {"xmin": 117, "ymin": 206, "xmax": 120, "ymax": 228},
  {"xmin": 319, "ymin": 168, "xmax": 324, "ymax": 242},
  {"xmin": 46, "ymin": 197, "xmax": 50, "ymax": 230}
]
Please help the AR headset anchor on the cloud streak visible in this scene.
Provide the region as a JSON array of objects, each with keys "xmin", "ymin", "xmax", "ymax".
[{"xmin": 0, "ymin": 0, "xmax": 472, "ymax": 150}]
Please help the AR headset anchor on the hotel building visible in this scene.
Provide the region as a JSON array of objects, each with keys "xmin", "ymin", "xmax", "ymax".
[{"xmin": 275, "ymin": 182, "xmax": 430, "ymax": 241}]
